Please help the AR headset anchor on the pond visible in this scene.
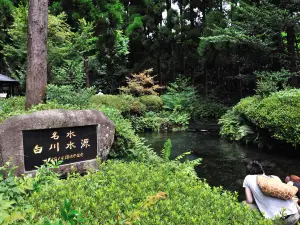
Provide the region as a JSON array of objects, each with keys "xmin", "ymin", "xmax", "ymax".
[{"xmin": 140, "ymin": 131, "xmax": 300, "ymax": 201}]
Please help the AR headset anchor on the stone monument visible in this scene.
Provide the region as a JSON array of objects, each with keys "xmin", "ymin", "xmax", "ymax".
[{"xmin": 0, "ymin": 109, "xmax": 115, "ymax": 175}]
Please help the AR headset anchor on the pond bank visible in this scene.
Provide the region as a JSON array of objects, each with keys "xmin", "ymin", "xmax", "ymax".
[{"xmin": 140, "ymin": 131, "xmax": 300, "ymax": 201}]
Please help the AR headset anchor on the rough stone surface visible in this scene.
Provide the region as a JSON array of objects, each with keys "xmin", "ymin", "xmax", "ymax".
[{"xmin": 0, "ymin": 109, "xmax": 115, "ymax": 175}]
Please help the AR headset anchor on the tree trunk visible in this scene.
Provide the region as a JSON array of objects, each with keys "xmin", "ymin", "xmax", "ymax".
[
  {"xmin": 84, "ymin": 55, "xmax": 90, "ymax": 87},
  {"xmin": 157, "ymin": 56, "xmax": 162, "ymax": 86},
  {"xmin": 287, "ymin": 25, "xmax": 298, "ymax": 86},
  {"xmin": 166, "ymin": 0, "xmax": 171, "ymax": 11},
  {"xmin": 205, "ymin": 69, "xmax": 208, "ymax": 99},
  {"xmin": 179, "ymin": 3, "xmax": 185, "ymax": 75},
  {"xmin": 107, "ymin": 56, "xmax": 114, "ymax": 94},
  {"xmin": 287, "ymin": 25, "xmax": 296, "ymax": 71},
  {"xmin": 26, "ymin": 0, "xmax": 48, "ymax": 109},
  {"xmin": 239, "ymin": 66, "xmax": 242, "ymax": 98},
  {"xmin": 189, "ymin": 0, "xmax": 195, "ymax": 28}
]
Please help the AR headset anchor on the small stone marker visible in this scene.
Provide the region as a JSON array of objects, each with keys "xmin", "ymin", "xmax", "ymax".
[{"xmin": 0, "ymin": 109, "xmax": 115, "ymax": 175}]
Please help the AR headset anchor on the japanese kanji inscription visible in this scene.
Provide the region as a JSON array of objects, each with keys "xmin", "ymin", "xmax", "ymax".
[{"xmin": 23, "ymin": 125, "xmax": 97, "ymax": 171}]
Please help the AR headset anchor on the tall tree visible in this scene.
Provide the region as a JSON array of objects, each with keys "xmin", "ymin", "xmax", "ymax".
[
  {"xmin": 25, "ymin": 0, "xmax": 48, "ymax": 109},
  {"xmin": 0, "ymin": 0, "xmax": 14, "ymax": 73}
]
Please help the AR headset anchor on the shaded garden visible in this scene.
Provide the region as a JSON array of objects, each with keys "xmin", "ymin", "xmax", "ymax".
[{"xmin": 1, "ymin": 0, "xmax": 300, "ymax": 224}]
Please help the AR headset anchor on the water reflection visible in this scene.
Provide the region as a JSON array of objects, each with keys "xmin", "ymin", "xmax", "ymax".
[{"xmin": 140, "ymin": 132, "xmax": 300, "ymax": 201}]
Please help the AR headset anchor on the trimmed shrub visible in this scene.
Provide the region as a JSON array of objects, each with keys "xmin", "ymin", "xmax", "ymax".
[
  {"xmin": 119, "ymin": 69, "xmax": 162, "ymax": 96},
  {"xmin": 219, "ymin": 89, "xmax": 300, "ymax": 146},
  {"xmin": 130, "ymin": 100, "xmax": 147, "ymax": 114},
  {"xmin": 236, "ymin": 89, "xmax": 300, "ymax": 145},
  {"xmin": 26, "ymin": 160, "xmax": 273, "ymax": 224},
  {"xmin": 91, "ymin": 94, "xmax": 146, "ymax": 115},
  {"xmin": 139, "ymin": 95, "xmax": 163, "ymax": 112},
  {"xmin": 91, "ymin": 94, "xmax": 132, "ymax": 113}
]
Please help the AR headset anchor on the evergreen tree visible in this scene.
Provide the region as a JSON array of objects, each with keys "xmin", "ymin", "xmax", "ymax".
[{"xmin": 0, "ymin": 0, "xmax": 14, "ymax": 73}]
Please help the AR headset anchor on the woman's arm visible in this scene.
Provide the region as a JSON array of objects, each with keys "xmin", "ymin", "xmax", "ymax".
[{"xmin": 245, "ymin": 187, "xmax": 254, "ymax": 204}]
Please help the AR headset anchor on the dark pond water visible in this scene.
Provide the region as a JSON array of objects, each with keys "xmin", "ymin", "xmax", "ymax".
[{"xmin": 140, "ymin": 131, "xmax": 300, "ymax": 201}]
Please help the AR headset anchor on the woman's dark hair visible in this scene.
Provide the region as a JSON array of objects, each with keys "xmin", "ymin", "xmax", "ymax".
[{"xmin": 246, "ymin": 161, "xmax": 264, "ymax": 175}]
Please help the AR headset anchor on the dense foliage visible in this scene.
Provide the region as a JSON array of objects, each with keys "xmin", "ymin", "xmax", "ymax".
[
  {"xmin": 91, "ymin": 94, "xmax": 190, "ymax": 132},
  {"xmin": 1, "ymin": 160, "xmax": 275, "ymax": 225},
  {"xmin": 161, "ymin": 76, "xmax": 228, "ymax": 123},
  {"xmin": 219, "ymin": 89, "xmax": 300, "ymax": 148},
  {"xmin": 46, "ymin": 84, "xmax": 96, "ymax": 108},
  {"xmin": 2, "ymin": 0, "xmax": 299, "ymax": 102}
]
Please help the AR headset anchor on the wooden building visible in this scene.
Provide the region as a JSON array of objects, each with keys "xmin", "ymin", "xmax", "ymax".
[{"xmin": 0, "ymin": 74, "xmax": 19, "ymax": 98}]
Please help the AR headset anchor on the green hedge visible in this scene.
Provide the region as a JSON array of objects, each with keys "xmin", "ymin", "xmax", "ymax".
[
  {"xmin": 139, "ymin": 95, "xmax": 163, "ymax": 112},
  {"xmin": 219, "ymin": 89, "xmax": 300, "ymax": 146},
  {"xmin": 91, "ymin": 94, "xmax": 148, "ymax": 115},
  {"xmin": 91, "ymin": 94, "xmax": 134, "ymax": 114},
  {"xmin": 25, "ymin": 160, "xmax": 272, "ymax": 224},
  {"xmin": 91, "ymin": 94, "xmax": 164, "ymax": 115}
]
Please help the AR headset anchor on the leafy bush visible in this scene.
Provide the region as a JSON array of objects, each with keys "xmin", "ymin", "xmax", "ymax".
[
  {"xmin": 91, "ymin": 94, "xmax": 133, "ymax": 113},
  {"xmin": 24, "ymin": 160, "xmax": 272, "ymax": 225},
  {"xmin": 220, "ymin": 89, "xmax": 300, "ymax": 146},
  {"xmin": 0, "ymin": 162, "xmax": 27, "ymax": 202},
  {"xmin": 167, "ymin": 111, "xmax": 190, "ymax": 128},
  {"xmin": 91, "ymin": 94, "xmax": 146, "ymax": 115},
  {"xmin": 162, "ymin": 139, "xmax": 172, "ymax": 161},
  {"xmin": 255, "ymin": 69, "xmax": 294, "ymax": 97},
  {"xmin": 46, "ymin": 84, "xmax": 95, "ymax": 108},
  {"xmin": 139, "ymin": 95, "xmax": 163, "ymax": 112},
  {"xmin": 131, "ymin": 112, "xmax": 170, "ymax": 132},
  {"xmin": 0, "ymin": 194, "xmax": 24, "ymax": 224},
  {"xmin": 130, "ymin": 100, "xmax": 147, "ymax": 115},
  {"xmin": 162, "ymin": 76, "xmax": 197, "ymax": 113},
  {"xmin": 96, "ymin": 106, "xmax": 159, "ymax": 161},
  {"xmin": 51, "ymin": 61, "xmax": 86, "ymax": 89},
  {"xmin": 119, "ymin": 69, "xmax": 162, "ymax": 96},
  {"xmin": 161, "ymin": 77, "xmax": 228, "ymax": 122},
  {"xmin": 219, "ymin": 110, "xmax": 254, "ymax": 143},
  {"xmin": 0, "ymin": 97, "xmax": 26, "ymax": 123},
  {"xmin": 91, "ymin": 94, "xmax": 190, "ymax": 132},
  {"xmin": 256, "ymin": 79, "xmax": 278, "ymax": 97},
  {"xmin": 194, "ymin": 98, "xmax": 228, "ymax": 122},
  {"xmin": 131, "ymin": 110, "xmax": 190, "ymax": 132}
]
